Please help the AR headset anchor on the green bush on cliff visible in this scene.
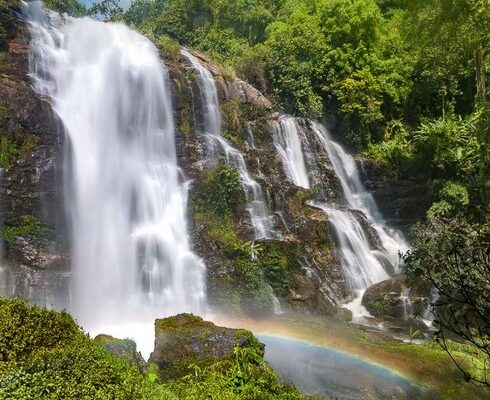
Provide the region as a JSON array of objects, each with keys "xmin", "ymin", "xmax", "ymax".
[
  {"xmin": 43, "ymin": 0, "xmax": 87, "ymax": 17},
  {"xmin": 194, "ymin": 164, "xmax": 243, "ymax": 216},
  {"xmin": 2, "ymin": 215, "xmax": 52, "ymax": 246}
]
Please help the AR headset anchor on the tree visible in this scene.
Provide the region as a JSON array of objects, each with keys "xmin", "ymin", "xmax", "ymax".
[
  {"xmin": 43, "ymin": 0, "xmax": 87, "ymax": 17},
  {"xmin": 404, "ymin": 217, "xmax": 490, "ymax": 386},
  {"xmin": 90, "ymin": 0, "xmax": 124, "ymax": 22}
]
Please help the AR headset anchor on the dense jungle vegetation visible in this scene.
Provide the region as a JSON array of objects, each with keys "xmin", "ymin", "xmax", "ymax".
[{"xmin": 0, "ymin": 0, "xmax": 488, "ymax": 389}]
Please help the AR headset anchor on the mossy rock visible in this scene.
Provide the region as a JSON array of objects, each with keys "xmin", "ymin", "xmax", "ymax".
[
  {"xmin": 93, "ymin": 334, "xmax": 146, "ymax": 372},
  {"xmin": 149, "ymin": 313, "xmax": 264, "ymax": 381}
]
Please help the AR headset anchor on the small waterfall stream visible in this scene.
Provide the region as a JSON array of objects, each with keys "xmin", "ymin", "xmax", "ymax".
[
  {"xmin": 181, "ymin": 49, "xmax": 274, "ymax": 239},
  {"xmin": 274, "ymin": 117, "xmax": 408, "ymax": 318},
  {"xmin": 273, "ymin": 116, "xmax": 310, "ymax": 189},
  {"xmin": 26, "ymin": 2, "xmax": 206, "ymax": 328}
]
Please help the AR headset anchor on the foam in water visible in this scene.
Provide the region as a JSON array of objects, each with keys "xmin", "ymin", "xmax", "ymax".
[
  {"xmin": 181, "ymin": 49, "xmax": 274, "ymax": 239},
  {"xmin": 25, "ymin": 2, "xmax": 206, "ymax": 329},
  {"xmin": 273, "ymin": 116, "xmax": 310, "ymax": 189}
]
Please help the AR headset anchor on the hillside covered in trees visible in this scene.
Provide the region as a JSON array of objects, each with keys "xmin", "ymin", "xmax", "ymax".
[{"xmin": 0, "ymin": 0, "xmax": 489, "ymax": 397}]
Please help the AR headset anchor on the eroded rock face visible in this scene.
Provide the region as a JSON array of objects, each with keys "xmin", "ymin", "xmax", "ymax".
[
  {"xmin": 149, "ymin": 314, "xmax": 264, "ymax": 380},
  {"xmin": 0, "ymin": 14, "xmax": 68, "ymax": 305}
]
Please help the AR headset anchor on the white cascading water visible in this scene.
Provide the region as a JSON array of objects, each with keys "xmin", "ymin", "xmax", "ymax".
[
  {"xmin": 25, "ymin": 2, "xmax": 206, "ymax": 347},
  {"xmin": 272, "ymin": 116, "xmax": 408, "ymax": 319},
  {"xmin": 399, "ymin": 289, "xmax": 413, "ymax": 321},
  {"xmin": 310, "ymin": 122, "xmax": 409, "ymax": 319},
  {"xmin": 181, "ymin": 49, "xmax": 274, "ymax": 239},
  {"xmin": 274, "ymin": 116, "xmax": 310, "ymax": 189}
]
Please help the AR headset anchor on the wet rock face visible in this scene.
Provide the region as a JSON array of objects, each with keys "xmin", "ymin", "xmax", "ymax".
[
  {"xmin": 0, "ymin": 17, "xmax": 68, "ymax": 301},
  {"xmin": 149, "ymin": 314, "xmax": 264, "ymax": 380},
  {"xmin": 361, "ymin": 161, "xmax": 430, "ymax": 235},
  {"xmin": 361, "ymin": 275, "xmax": 431, "ymax": 319}
]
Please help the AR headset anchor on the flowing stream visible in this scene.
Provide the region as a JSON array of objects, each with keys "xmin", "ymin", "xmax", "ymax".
[
  {"xmin": 25, "ymin": 2, "xmax": 206, "ymax": 328},
  {"xmin": 181, "ymin": 49, "xmax": 274, "ymax": 239}
]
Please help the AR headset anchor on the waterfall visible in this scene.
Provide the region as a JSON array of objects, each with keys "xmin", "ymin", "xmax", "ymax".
[
  {"xmin": 181, "ymin": 49, "xmax": 274, "ymax": 239},
  {"xmin": 25, "ymin": 2, "xmax": 206, "ymax": 328},
  {"xmin": 310, "ymin": 122, "xmax": 409, "ymax": 318},
  {"xmin": 399, "ymin": 289, "xmax": 413, "ymax": 321},
  {"xmin": 311, "ymin": 122, "xmax": 408, "ymax": 263},
  {"xmin": 271, "ymin": 117, "xmax": 408, "ymax": 318},
  {"xmin": 273, "ymin": 116, "xmax": 310, "ymax": 189}
]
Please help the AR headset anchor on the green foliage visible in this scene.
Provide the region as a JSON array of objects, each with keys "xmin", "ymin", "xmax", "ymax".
[
  {"xmin": 89, "ymin": 0, "xmax": 123, "ymax": 22},
  {"xmin": 259, "ymin": 244, "xmax": 290, "ymax": 297},
  {"xmin": 156, "ymin": 35, "xmax": 182, "ymax": 63},
  {"xmin": 0, "ymin": 131, "xmax": 17, "ymax": 168},
  {"xmin": 427, "ymin": 181, "xmax": 470, "ymax": 219},
  {"xmin": 125, "ymin": 0, "xmax": 488, "ymax": 154},
  {"xmin": 403, "ymin": 218, "xmax": 490, "ymax": 385},
  {"xmin": 363, "ymin": 121, "xmax": 415, "ymax": 176},
  {"xmin": 0, "ymin": 297, "xmax": 308, "ymax": 399},
  {"xmin": 167, "ymin": 345, "xmax": 304, "ymax": 400},
  {"xmin": 2, "ymin": 215, "xmax": 52, "ymax": 246},
  {"xmin": 0, "ymin": 297, "xmax": 147, "ymax": 399},
  {"xmin": 233, "ymin": 256, "xmax": 273, "ymax": 314},
  {"xmin": 195, "ymin": 164, "xmax": 243, "ymax": 216},
  {"xmin": 43, "ymin": 0, "xmax": 88, "ymax": 17}
]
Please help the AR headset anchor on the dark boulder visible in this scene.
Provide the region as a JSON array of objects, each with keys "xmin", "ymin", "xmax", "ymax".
[{"xmin": 362, "ymin": 275, "xmax": 431, "ymax": 319}]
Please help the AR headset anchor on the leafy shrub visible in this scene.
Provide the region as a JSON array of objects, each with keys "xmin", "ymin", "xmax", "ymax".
[
  {"xmin": 260, "ymin": 244, "xmax": 290, "ymax": 297},
  {"xmin": 2, "ymin": 215, "xmax": 52, "ymax": 246},
  {"xmin": 0, "ymin": 297, "xmax": 147, "ymax": 399},
  {"xmin": 427, "ymin": 181, "xmax": 470, "ymax": 220},
  {"xmin": 194, "ymin": 164, "xmax": 243, "ymax": 216},
  {"xmin": 167, "ymin": 345, "xmax": 304, "ymax": 400}
]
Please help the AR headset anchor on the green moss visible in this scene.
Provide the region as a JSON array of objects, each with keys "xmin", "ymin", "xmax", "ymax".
[
  {"xmin": 155, "ymin": 314, "xmax": 216, "ymax": 333},
  {"xmin": 0, "ymin": 297, "xmax": 311, "ymax": 399},
  {"xmin": 0, "ymin": 296, "xmax": 147, "ymax": 399},
  {"xmin": 374, "ymin": 340, "xmax": 489, "ymax": 400},
  {"xmin": 221, "ymin": 99, "xmax": 243, "ymax": 133},
  {"xmin": 178, "ymin": 102, "xmax": 192, "ymax": 138},
  {"xmin": 286, "ymin": 188, "xmax": 313, "ymax": 217},
  {"xmin": 2, "ymin": 215, "xmax": 52, "ymax": 246},
  {"xmin": 259, "ymin": 243, "xmax": 290, "ymax": 295},
  {"xmin": 0, "ymin": 131, "xmax": 40, "ymax": 168},
  {"xmin": 0, "ymin": 131, "xmax": 17, "ymax": 168},
  {"xmin": 18, "ymin": 134, "xmax": 40, "ymax": 159},
  {"xmin": 367, "ymin": 297, "xmax": 392, "ymax": 316}
]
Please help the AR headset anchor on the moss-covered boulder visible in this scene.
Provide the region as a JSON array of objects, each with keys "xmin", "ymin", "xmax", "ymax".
[
  {"xmin": 362, "ymin": 275, "xmax": 430, "ymax": 319},
  {"xmin": 93, "ymin": 334, "xmax": 146, "ymax": 372},
  {"xmin": 149, "ymin": 313, "xmax": 264, "ymax": 380}
]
